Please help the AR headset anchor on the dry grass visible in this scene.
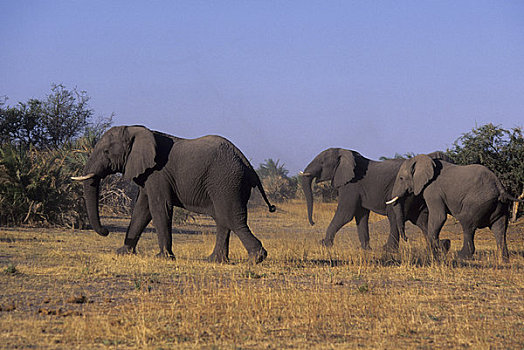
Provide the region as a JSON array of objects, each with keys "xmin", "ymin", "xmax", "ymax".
[{"xmin": 1, "ymin": 200, "xmax": 523, "ymax": 349}]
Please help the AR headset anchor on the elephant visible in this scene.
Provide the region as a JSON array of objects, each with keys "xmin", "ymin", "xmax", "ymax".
[
  {"xmin": 72, "ymin": 125, "xmax": 276, "ymax": 263},
  {"xmin": 387, "ymin": 154, "xmax": 523, "ymax": 262},
  {"xmin": 300, "ymin": 148, "xmax": 451, "ymax": 251}
]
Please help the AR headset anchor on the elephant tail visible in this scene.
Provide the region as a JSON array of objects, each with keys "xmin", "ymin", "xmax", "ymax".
[
  {"xmin": 255, "ymin": 175, "xmax": 277, "ymax": 213},
  {"xmin": 226, "ymin": 140, "xmax": 276, "ymax": 213},
  {"xmin": 499, "ymin": 191, "xmax": 524, "ymax": 203},
  {"xmin": 496, "ymin": 178, "xmax": 524, "ymax": 203}
]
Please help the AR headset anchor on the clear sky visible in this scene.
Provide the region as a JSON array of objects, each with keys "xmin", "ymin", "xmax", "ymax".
[{"xmin": 1, "ymin": 1, "xmax": 523, "ymax": 174}]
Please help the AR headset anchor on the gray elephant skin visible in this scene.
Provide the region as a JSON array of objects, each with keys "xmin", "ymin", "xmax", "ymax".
[
  {"xmin": 388, "ymin": 154, "xmax": 523, "ymax": 262},
  {"xmin": 300, "ymin": 148, "xmax": 451, "ymax": 251},
  {"xmin": 72, "ymin": 125, "xmax": 275, "ymax": 263}
]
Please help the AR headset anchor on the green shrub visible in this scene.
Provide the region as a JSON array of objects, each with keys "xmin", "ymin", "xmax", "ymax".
[{"xmin": 0, "ymin": 144, "xmax": 86, "ymax": 227}]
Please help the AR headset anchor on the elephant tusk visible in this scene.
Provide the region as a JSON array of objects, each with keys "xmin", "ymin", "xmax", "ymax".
[
  {"xmin": 299, "ymin": 171, "xmax": 312, "ymax": 176},
  {"xmin": 71, "ymin": 173, "xmax": 96, "ymax": 181},
  {"xmin": 386, "ymin": 196, "xmax": 399, "ymax": 205}
]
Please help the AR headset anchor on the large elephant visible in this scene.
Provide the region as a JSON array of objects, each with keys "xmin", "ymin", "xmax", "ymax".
[
  {"xmin": 300, "ymin": 148, "xmax": 450, "ymax": 251},
  {"xmin": 72, "ymin": 125, "xmax": 275, "ymax": 263},
  {"xmin": 387, "ymin": 154, "xmax": 522, "ymax": 261}
]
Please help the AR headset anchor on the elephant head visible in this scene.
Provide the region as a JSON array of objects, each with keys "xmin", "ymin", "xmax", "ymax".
[
  {"xmin": 72, "ymin": 125, "xmax": 157, "ymax": 236},
  {"xmin": 300, "ymin": 148, "xmax": 357, "ymax": 225},
  {"xmin": 388, "ymin": 154, "xmax": 436, "ymax": 205}
]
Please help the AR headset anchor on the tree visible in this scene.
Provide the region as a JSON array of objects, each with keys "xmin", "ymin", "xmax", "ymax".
[
  {"xmin": 0, "ymin": 85, "xmax": 113, "ymax": 227},
  {"xmin": 257, "ymin": 158, "xmax": 289, "ymax": 179},
  {"xmin": 0, "ymin": 84, "xmax": 110, "ymax": 149},
  {"xmin": 379, "ymin": 152, "xmax": 416, "ymax": 160},
  {"xmin": 447, "ymin": 123, "xmax": 524, "ymax": 220}
]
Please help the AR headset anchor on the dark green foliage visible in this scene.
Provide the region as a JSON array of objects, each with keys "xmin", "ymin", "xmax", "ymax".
[
  {"xmin": 0, "ymin": 84, "xmax": 108, "ymax": 149},
  {"xmin": 0, "ymin": 84, "xmax": 113, "ymax": 227},
  {"xmin": 4, "ymin": 263, "xmax": 17, "ymax": 275},
  {"xmin": 447, "ymin": 123, "xmax": 524, "ymax": 199},
  {"xmin": 379, "ymin": 152, "xmax": 416, "ymax": 160},
  {"xmin": 0, "ymin": 143, "xmax": 87, "ymax": 227}
]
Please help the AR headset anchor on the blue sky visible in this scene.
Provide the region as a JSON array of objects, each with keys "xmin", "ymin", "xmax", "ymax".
[{"xmin": 1, "ymin": 1, "xmax": 523, "ymax": 174}]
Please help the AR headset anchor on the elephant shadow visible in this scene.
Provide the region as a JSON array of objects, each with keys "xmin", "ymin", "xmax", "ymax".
[
  {"xmin": 288, "ymin": 250, "xmax": 523, "ymax": 270},
  {"xmin": 101, "ymin": 223, "xmax": 205, "ymax": 236},
  {"xmin": 515, "ymin": 250, "xmax": 524, "ymax": 259}
]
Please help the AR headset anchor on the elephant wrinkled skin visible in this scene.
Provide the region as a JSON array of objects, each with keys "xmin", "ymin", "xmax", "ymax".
[
  {"xmin": 389, "ymin": 154, "xmax": 523, "ymax": 262},
  {"xmin": 73, "ymin": 125, "xmax": 275, "ymax": 263},
  {"xmin": 301, "ymin": 148, "xmax": 450, "ymax": 251}
]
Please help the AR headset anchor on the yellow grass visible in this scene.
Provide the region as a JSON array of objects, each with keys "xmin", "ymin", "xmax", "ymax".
[{"xmin": 1, "ymin": 200, "xmax": 523, "ymax": 349}]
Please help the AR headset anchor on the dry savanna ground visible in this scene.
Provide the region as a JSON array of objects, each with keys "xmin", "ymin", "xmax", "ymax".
[{"xmin": 1, "ymin": 200, "xmax": 523, "ymax": 349}]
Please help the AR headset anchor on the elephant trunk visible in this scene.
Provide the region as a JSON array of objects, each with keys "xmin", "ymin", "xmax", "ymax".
[
  {"xmin": 302, "ymin": 174, "xmax": 315, "ymax": 226},
  {"xmin": 82, "ymin": 177, "xmax": 109, "ymax": 236},
  {"xmin": 392, "ymin": 201, "xmax": 407, "ymax": 241}
]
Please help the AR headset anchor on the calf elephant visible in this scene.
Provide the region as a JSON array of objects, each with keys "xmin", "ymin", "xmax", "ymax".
[
  {"xmin": 388, "ymin": 154, "xmax": 523, "ymax": 261},
  {"xmin": 300, "ymin": 148, "xmax": 450, "ymax": 251},
  {"xmin": 72, "ymin": 125, "xmax": 275, "ymax": 263}
]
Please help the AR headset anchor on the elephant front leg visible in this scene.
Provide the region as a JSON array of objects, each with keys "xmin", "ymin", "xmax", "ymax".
[
  {"xmin": 384, "ymin": 205, "xmax": 402, "ymax": 252},
  {"xmin": 355, "ymin": 208, "xmax": 371, "ymax": 250},
  {"xmin": 117, "ymin": 190, "xmax": 152, "ymax": 255},
  {"xmin": 426, "ymin": 209, "xmax": 447, "ymax": 261},
  {"xmin": 412, "ymin": 209, "xmax": 451, "ymax": 255},
  {"xmin": 207, "ymin": 224, "xmax": 231, "ymax": 263},
  {"xmin": 321, "ymin": 201, "xmax": 355, "ymax": 247}
]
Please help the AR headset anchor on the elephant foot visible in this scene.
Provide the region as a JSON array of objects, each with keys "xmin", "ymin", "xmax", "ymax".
[
  {"xmin": 457, "ymin": 249, "xmax": 474, "ymax": 260},
  {"xmin": 116, "ymin": 245, "xmax": 136, "ymax": 255},
  {"xmin": 360, "ymin": 242, "xmax": 372, "ymax": 251},
  {"xmin": 207, "ymin": 252, "xmax": 229, "ymax": 264},
  {"xmin": 156, "ymin": 252, "xmax": 176, "ymax": 260},
  {"xmin": 320, "ymin": 238, "xmax": 334, "ymax": 248},
  {"xmin": 248, "ymin": 247, "xmax": 267, "ymax": 264},
  {"xmin": 383, "ymin": 243, "xmax": 399, "ymax": 253},
  {"xmin": 439, "ymin": 239, "xmax": 451, "ymax": 254}
]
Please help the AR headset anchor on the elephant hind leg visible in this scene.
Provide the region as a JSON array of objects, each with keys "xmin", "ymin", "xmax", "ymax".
[
  {"xmin": 457, "ymin": 222, "xmax": 476, "ymax": 260},
  {"xmin": 149, "ymin": 199, "xmax": 175, "ymax": 259},
  {"xmin": 214, "ymin": 203, "xmax": 266, "ymax": 264},
  {"xmin": 232, "ymin": 222, "xmax": 266, "ymax": 264},
  {"xmin": 490, "ymin": 215, "xmax": 509, "ymax": 262},
  {"xmin": 207, "ymin": 224, "xmax": 231, "ymax": 263}
]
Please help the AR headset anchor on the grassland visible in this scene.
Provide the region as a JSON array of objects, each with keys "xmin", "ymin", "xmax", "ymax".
[{"xmin": 1, "ymin": 200, "xmax": 523, "ymax": 349}]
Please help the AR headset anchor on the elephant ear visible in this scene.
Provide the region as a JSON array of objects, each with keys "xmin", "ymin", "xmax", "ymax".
[
  {"xmin": 412, "ymin": 155, "xmax": 435, "ymax": 195},
  {"xmin": 332, "ymin": 149, "xmax": 356, "ymax": 188},
  {"xmin": 123, "ymin": 126, "xmax": 158, "ymax": 182}
]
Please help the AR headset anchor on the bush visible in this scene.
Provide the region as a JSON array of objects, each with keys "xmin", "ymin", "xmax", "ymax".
[
  {"xmin": 0, "ymin": 144, "xmax": 86, "ymax": 227},
  {"xmin": 0, "ymin": 85, "xmax": 119, "ymax": 227},
  {"xmin": 295, "ymin": 180, "xmax": 338, "ymax": 203},
  {"xmin": 255, "ymin": 159, "xmax": 298, "ymax": 203},
  {"xmin": 261, "ymin": 175, "xmax": 297, "ymax": 203}
]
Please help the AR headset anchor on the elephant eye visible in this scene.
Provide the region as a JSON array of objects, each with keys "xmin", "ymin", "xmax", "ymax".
[{"xmin": 399, "ymin": 176, "xmax": 404, "ymax": 180}]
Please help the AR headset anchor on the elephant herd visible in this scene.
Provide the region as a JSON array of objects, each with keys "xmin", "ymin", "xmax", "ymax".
[{"xmin": 72, "ymin": 125, "xmax": 522, "ymax": 263}]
